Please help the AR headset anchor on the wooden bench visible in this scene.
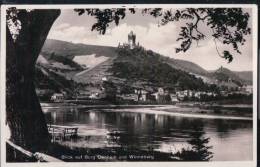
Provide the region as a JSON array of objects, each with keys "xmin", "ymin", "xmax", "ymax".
[{"xmin": 47, "ymin": 124, "xmax": 78, "ymax": 141}]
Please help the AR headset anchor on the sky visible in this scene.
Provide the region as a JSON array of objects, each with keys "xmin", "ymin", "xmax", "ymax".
[{"xmin": 47, "ymin": 9, "xmax": 253, "ymax": 71}]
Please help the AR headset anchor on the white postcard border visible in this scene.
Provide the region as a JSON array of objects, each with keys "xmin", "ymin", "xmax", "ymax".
[{"xmin": 0, "ymin": 4, "xmax": 258, "ymax": 167}]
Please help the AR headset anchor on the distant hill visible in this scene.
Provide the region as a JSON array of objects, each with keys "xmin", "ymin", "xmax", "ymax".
[
  {"xmin": 234, "ymin": 71, "xmax": 253, "ymax": 84},
  {"xmin": 106, "ymin": 47, "xmax": 208, "ymax": 91},
  {"xmin": 34, "ymin": 64, "xmax": 77, "ymax": 95},
  {"xmin": 71, "ymin": 46, "xmax": 221, "ymax": 93},
  {"xmin": 213, "ymin": 67, "xmax": 242, "ymax": 81},
  {"xmin": 165, "ymin": 58, "xmax": 209, "ymax": 76},
  {"xmin": 41, "ymin": 39, "xmax": 117, "ymax": 59},
  {"xmin": 209, "ymin": 67, "xmax": 251, "ymax": 86}
]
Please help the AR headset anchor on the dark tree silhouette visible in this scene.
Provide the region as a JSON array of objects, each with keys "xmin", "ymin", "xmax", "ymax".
[
  {"xmin": 6, "ymin": 9, "xmax": 60, "ymax": 151},
  {"xmin": 6, "ymin": 7, "xmax": 251, "ymax": 151},
  {"xmin": 173, "ymin": 122, "xmax": 213, "ymax": 161}
]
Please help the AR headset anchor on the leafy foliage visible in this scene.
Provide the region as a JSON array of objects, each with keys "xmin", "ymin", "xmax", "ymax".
[
  {"xmin": 222, "ymin": 51, "xmax": 233, "ymax": 63},
  {"xmin": 174, "ymin": 122, "xmax": 213, "ymax": 161},
  {"xmin": 74, "ymin": 8, "xmax": 127, "ymax": 34},
  {"xmin": 160, "ymin": 8, "xmax": 251, "ymax": 62},
  {"xmin": 6, "ymin": 7, "xmax": 22, "ymax": 40},
  {"xmin": 74, "ymin": 8, "xmax": 251, "ymax": 63},
  {"xmin": 102, "ymin": 81, "xmax": 117, "ymax": 102}
]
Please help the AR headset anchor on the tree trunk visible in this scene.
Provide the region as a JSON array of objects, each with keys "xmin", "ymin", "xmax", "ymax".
[{"xmin": 6, "ymin": 9, "xmax": 60, "ymax": 151}]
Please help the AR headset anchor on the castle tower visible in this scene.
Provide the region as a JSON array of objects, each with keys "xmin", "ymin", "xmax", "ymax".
[{"xmin": 128, "ymin": 31, "xmax": 136, "ymax": 49}]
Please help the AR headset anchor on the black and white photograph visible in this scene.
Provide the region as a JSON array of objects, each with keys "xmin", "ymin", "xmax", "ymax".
[{"xmin": 1, "ymin": 4, "xmax": 258, "ymax": 166}]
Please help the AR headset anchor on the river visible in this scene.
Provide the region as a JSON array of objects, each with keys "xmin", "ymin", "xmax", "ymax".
[{"xmin": 43, "ymin": 104, "xmax": 253, "ymax": 161}]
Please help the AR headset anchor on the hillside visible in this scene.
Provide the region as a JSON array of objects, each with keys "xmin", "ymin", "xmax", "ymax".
[
  {"xmin": 46, "ymin": 53, "xmax": 84, "ymax": 70},
  {"xmin": 34, "ymin": 64, "xmax": 77, "ymax": 100},
  {"xmin": 73, "ymin": 56, "xmax": 116, "ymax": 84},
  {"xmin": 37, "ymin": 39, "xmax": 253, "ymax": 95},
  {"xmin": 209, "ymin": 67, "xmax": 251, "ymax": 86},
  {"xmin": 165, "ymin": 58, "xmax": 209, "ymax": 76},
  {"xmin": 107, "ymin": 47, "xmax": 208, "ymax": 91},
  {"xmin": 234, "ymin": 71, "xmax": 253, "ymax": 84},
  {"xmin": 41, "ymin": 39, "xmax": 253, "ymax": 82},
  {"xmin": 41, "ymin": 39, "xmax": 117, "ymax": 59},
  {"xmin": 41, "ymin": 39, "xmax": 211, "ymax": 76}
]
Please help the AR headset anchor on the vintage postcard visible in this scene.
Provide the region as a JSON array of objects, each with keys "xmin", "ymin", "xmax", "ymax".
[{"xmin": 0, "ymin": 4, "xmax": 258, "ymax": 167}]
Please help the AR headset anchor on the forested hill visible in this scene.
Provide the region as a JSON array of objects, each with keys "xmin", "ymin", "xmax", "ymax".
[
  {"xmin": 233, "ymin": 71, "xmax": 253, "ymax": 85},
  {"xmin": 108, "ymin": 47, "xmax": 208, "ymax": 91},
  {"xmin": 41, "ymin": 39, "xmax": 210, "ymax": 76},
  {"xmin": 165, "ymin": 58, "xmax": 209, "ymax": 76},
  {"xmin": 209, "ymin": 67, "xmax": 252, "ymax": 85},
  {"xmin": 39, "ymin": 39, "xmax": 252, "ymax": 89}
]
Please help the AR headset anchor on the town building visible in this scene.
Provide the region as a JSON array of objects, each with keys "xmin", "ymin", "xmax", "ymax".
[
  {"xmin": 50, "ymin": 93, "xmax": 65, "ymax": 102},
  {"xmin": 170, "ymin": 94, "xmax": 179, "ymax": 102},
  {"xmin": 134, "ymin": 89, "xmax": 148, "ymax": 101},
  {"xmin": 89, "ymin": 91, "xmax": 107, "ymax": 100},
  {"xmin": 194, "ymin": 92, "xmax": 201, "ymax": 99},
  {"xmin": 152, "ymin": 87, "xmax": 172, "ymax": 103},
  {"xmin": 176, "ymin": 91, "xmax": 185, "ymax": 101},
  {"xmin": 240, "ymin": 85, "xmax": 253, "ymax": 94},
  {"xmin": 118, "ymin": 94, "xmax": 139, "ymax": 101}
]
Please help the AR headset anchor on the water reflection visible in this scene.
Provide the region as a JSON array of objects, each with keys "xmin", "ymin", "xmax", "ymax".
[{"xmin": 44, "ymin": 107, "xmax": 252, "ymax": 161}]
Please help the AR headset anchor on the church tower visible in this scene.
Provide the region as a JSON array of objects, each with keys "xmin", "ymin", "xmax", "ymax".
[{"xmin": 128, "ymin": 31, "xmax": 136, "ymax": 49}]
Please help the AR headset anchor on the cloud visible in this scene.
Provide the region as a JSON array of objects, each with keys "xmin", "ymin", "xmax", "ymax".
[
  {"xmin": 174, "ymin": 38, "xmax": 253, "ymax": 71},
  {"xmin": 55, "ymin": 23, "xmax": 71, "ymax": 30},
  {"xmin": 47, "ymin": 23, "xmax": 95, "ymax": 43},
  {"xmin": 48, "ymin": 21, "xmax": 180, "ymax": 55}
]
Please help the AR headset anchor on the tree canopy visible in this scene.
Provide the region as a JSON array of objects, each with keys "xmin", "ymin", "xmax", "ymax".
[
  {"xmin": 73, "ymin": 8, "xmax": 251, "ymax": 63},
  {"xmin": 7, "ymin": 7, "xmax": 251, "ymax": 63}
]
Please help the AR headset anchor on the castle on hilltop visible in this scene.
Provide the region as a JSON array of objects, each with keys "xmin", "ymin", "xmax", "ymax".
[
  {"xmin": 118, "ymin": 31, "xmax": 139, "ymax": 49},
  {"xmin": 128, "ymin": 31, "xmax": 136, "ymax": 49}
]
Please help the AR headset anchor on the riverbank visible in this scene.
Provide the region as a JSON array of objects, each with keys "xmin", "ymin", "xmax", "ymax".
[
  {"xmin": 41, "ymin": 102, "xmax": 252, "ymax": 120},
  {"xmin": 100, "ymin": 106, "xmax": 252, "ymax": 120},
  {"xmin": 41, "ymin": 102, "xmax": 172, "ymax": 110}
]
